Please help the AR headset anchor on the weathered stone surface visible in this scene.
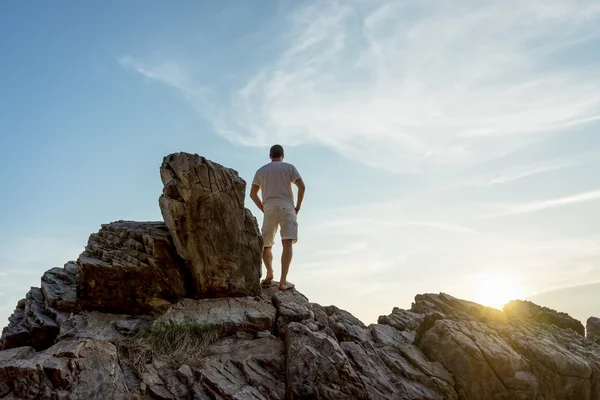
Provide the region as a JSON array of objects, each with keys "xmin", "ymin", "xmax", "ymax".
[
  {"xmin": 40, "ymin": 263, "xmax": 77, "ymax": 313},
  {"xmin": 378, "ymin": 307, "xmax": 425, "ymax": 331},
  {"xmin": 177, "ymin": 364, "xmax": 194, "ymax": 386},
  {"xmin": 159, "ymin": 152, "xmax": 263, "ymax": 298},
  {"xmin": 587, "ymin": 317, "xmax": 600, "ymax": 342},
  {"xmin": 344, "ymin": 340, "xmax": 458, "ymax": 400},
  {"xmin": 323, "ymin": 305, "xmax": 372, "ymax": 343},
  {"xmin": 271, "ymin": 289, "xmax": 314, "ymax": 338},
  {"xmin": 163, "ymin": 296, "xmax": 276, "ymax": 335},
  {"xmin": 285, "ymin": 322, "xmax": 369, "ymax": 399},
  {"xmin": 142, "ymin": 361, "xmax": 189, "ymax": 400},
  {"xmin": 504, "ymin": 299, "xmax": 585, "ymax": 336},
  {"xmin": 57, "ymin": 311, "xmax": 151, "ymax": 342},
  {"xmin": 197, "ymin": 336, "xmax": 286, "ymax": 399},
  {"xmin": 0, "ymin": 288, "xmax": 59, "ymax": 351},
  {"xmin": 412, "ymin": 292, "xmax": 505, "ymax": 323},
  {"xmin": 417, "ymin": 317, "xmax": 538, "ymax": 399},
  {"xmin": 501, "ymin": 321, "xmax": 600, "ymax": 400},
  {"xmin": 411, "ymin": 293, "xmax": 600, "ymax": 400},
  {"xmin": 0, "ymin": 339, "xmax": 128, "ymax": 399},
  {"xmin": 0, "ymin": 346, "xmax": 35, "ymax": 363},
  {"xmin": 77, "ymin": 220, "xmax": 189, "ymax": 314}
]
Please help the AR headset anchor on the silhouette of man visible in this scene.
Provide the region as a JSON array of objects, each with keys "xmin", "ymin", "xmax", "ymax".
[{"xmin": 250, "ymin": 144, "xmax": 305, "ymax": 290}]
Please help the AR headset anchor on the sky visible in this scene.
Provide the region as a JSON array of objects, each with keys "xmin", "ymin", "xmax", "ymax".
[{"xmin": 1, "ymin": 0, "xmax": 600, "ymax": 327}]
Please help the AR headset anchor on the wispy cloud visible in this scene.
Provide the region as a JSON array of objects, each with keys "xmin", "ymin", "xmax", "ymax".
[
  {"xmin": 440, "ymin": 150, "xmax": 598, "ymax": 190},
  {"xmin": 119, "ymin": 57, "xmax": 206, "ymax": 104},
  {"xmin": 308, "ymin": 216, "xmax": 476, "ymax": 235},
  {"xmin": 485, "ymin": 189, "xmax": 600, "ymax": 218},
  {"xmin": 120, "ymin": 1, "xmax": 600, "ymax": 173}
]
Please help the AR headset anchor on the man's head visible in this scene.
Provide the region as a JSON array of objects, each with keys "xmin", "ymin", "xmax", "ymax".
[{"xmin": 270, "ymin": 144, "xmax": 284, "ymax": 160}]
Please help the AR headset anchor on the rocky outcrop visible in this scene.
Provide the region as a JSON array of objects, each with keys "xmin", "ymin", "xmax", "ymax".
[
  {"xmin": 589, "ymin": 317, "xmax": 600, "ymax": 342},
  {"xmin": 77, "ymin": 221, "xmax": 189, "ymax": 315},
  {"xmin": 159, "ymin": 152, "xmax": 263, "ymax": 298},
  {"xmin": 404, "ymin": 293, "xmax": 600, "ymax": 400},
  {"xmin": 2, "ymin": 154, "xmax": 600, "ymax": 399},
  {"xmin": 504, "ymin": 299, "xmax": 586, "ymax": 336},
  {"xmin": 0, "ymin": 339, "xmax": 128, "ymax": 399},
  {"xmin": 0, "ymin": 286, "xmax": 65, "ymax": 351},
  {"xmin": 286, "ymin": 322, "xmax": 370, "ymax": 399}
]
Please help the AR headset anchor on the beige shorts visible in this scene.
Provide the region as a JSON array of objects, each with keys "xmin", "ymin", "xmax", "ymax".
[{"xmin": 262, "ymin": 205, "xmax": 298, "ymax": 247}]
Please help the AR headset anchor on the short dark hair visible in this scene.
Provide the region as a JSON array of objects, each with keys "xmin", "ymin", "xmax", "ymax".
[{"xmin": 270, "ymin": 144, "xmax": 284, "ymax": 158}]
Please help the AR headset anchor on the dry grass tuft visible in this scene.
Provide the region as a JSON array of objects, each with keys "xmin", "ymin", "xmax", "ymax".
[{"xmin": 118, "ymin": 317, "xmax": 221, "ymax": 371}]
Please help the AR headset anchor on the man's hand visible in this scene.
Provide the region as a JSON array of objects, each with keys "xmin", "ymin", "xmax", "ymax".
[
  {"xmin": 294, "ymin": 178, "xmax": 305, "ymax": 216},
  {"xmin": 250, "ymin": 184, "xmax": 264, "ymax": 213}
]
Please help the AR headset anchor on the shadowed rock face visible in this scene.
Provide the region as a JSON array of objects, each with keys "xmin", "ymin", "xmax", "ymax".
[
  {"xmin": 159, "ymin": 152, "xmax": 263, "ymax": 298},
  {"xmin": 589, "ymin": 317, "xmax": 600, "ymax": 342},
  {"xmin": 76, "ymin": 221, "xmax": 189, "ymax": 315}
]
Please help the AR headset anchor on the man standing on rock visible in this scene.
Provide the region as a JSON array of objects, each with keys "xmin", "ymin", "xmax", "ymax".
[{"xmin": 250, "ymin": 144, "xmax": 305, "ymax": 291}]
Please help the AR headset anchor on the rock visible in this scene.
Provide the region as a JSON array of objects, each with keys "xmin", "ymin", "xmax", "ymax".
[
  {"xmin": 0, "ymin": 346, "xmax": 35, "ymax": 362},
  {"xmin": 57, "ymin": 312, "xmax": 151, "ymax": 342},
  {"xmin": 412, "ymin": 292, "xmax": 505, "ymax": 323},
  {"xmin": 142, "ymin": 362, "xmax": 188, "ymax": 400},
  {"xmin": 285, "ymin": 322, "xmax": 370, "ymax": 399},
  {"xmin": 76, "ymin": 221, "xmax": 189, "ymax": 315},
  {"xmin": 323, "ymin": 305, "xmax": 372, "ymax": 343},
  {"xmin": 114, "ymin": 316, "xmax": 152, "ymax": 337},
  {"xmin": 371, "ymin": 324, "xmax": 407, "ymax": 347},
  {"xmin": 342, "ymin": 340, "xmax": 458, "ymax": 400},
  {"xmin": 0, "ymin": 339, "xmax": 129, "ymax": 399},
  {"xmin": 159, "ymin": 152, "xmax": 263, "ymax": 298},
  {"xmin": 409, "ymin": 293, "xmax": 600, "ymax": 400},
  {"xmin": 197, "ymin": 336, "xmax": 286, "ymax": 399},
  {"xmin": 416, "ymin": 318, "xmax": 538, "ymax": 399},
  {"xmin": 177, "ymin": 364, "xmax": 194, "ymax": 386},
  {"xmin": 378, "ymin": 307, "xmax": 424, "ymax": 331},
  {"xmin": 0, "ymin": 288, "xmax": 59, "ymax": 351},
  {"xmin": 163, "ymin": 296, "xmax": 276, "ymax": 335},
  {"xmin": 504, "ymin": 299, "xmax": 585, "ymax": 336},
  {"xmin": 271, "ymin": 289, "xmax": 316, "ymax": 338},
  {"xmin": 501, "ymin": 321, "xmax": 599, "ymax": 399},
  {"xmin": 40, "ymin": 263, "xmax": 77, "ymax": 313},
  {"xmin": 256, "ymin": 330, "xmax": 272, "ymax": 338},
  {"xmin": 587, "ymin": 317, "xmax": 600, "ymax": 342}
]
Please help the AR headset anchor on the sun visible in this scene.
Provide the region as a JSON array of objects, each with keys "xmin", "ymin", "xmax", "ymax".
[{"xmin": 475, "ymin": 273, "xmax": 521, "ymax": 309}]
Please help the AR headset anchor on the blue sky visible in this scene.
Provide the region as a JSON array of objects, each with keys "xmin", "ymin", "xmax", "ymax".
[{"xmin": 1, "ymin": 0, "xmax": 600, "ymax": 326}]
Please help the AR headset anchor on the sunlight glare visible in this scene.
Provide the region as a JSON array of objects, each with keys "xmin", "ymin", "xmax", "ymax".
[{"xmin": 475, "ymin": 273, "xmax": 521, "ymax": 309}]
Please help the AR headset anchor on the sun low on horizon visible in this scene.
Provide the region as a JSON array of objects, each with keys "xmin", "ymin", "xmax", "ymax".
[{"xmin": 474, "ymin": 272, "xmax": 524, "ymax": 310}]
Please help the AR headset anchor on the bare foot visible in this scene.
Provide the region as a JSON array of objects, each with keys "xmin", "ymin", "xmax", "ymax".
[
  {"xmin": 261, "ymin": 276, "xmax": 274, "ymax": 286},
  {"xmin": 279, "ymin": 282, "xmax": 295, "ymax": 291}
]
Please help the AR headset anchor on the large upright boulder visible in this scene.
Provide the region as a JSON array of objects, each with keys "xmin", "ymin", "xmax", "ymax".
[{"xmin": 159, "ymin": 152, "xmax": 262, "ymax": 298}]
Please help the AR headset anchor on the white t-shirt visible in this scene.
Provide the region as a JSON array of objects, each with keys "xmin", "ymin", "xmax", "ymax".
[{"xmin": 252, "ymin": 161, "xmax": 302, "ymax": 209}]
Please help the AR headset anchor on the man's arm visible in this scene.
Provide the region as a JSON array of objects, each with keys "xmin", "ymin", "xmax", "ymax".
[
  {"xmin": 250, "ymin": 184, "xmax": 264, "ymax": 213},
  {"xmin": 294, "ymin": 178, "xmax": 305, "ymax": 214}
]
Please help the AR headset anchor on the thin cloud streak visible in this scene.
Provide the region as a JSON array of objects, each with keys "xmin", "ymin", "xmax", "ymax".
[
  {"xmin": 308, "ymin": 217, "xmax": 476, "ymax": 235},
  {"xmin": 486, "ymin": 189, "xmax": 600, "ymax": 218}
]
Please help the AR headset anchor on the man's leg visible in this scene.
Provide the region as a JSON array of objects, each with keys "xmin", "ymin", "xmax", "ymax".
[
  {"xmin": 280, "ymin": 239, "xmax": 294, "ymax": 289},
  {"xmin": 261, "ymin": 208, "xmax": 278, "ymax": 285},
  {"xmin": 262, "ymin": 246, "xmax": 274, "ymax": 283}
]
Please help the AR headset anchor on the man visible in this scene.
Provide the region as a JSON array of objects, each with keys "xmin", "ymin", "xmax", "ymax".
[{"xmin": 250, "ymin": 144, "xmax": 305, "ymax": 290}]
